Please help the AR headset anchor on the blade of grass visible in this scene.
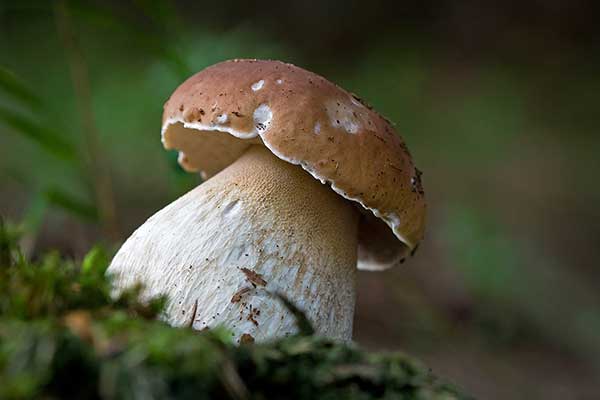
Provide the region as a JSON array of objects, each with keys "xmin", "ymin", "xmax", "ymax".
[
  {"xmin": 0, "ymin": 217, "xmax": 11, "ymax": 267},
  {"xmin": 69, "ymin": 3, "xmax": 192, "ymax": 79},
  {"xmin": 0, "ymin": 106, "xmax": 77, "ymax": 163},
  {"xmin": 17, "ymin": 193, "xmax": 48, "ymax": 257},
  {"xmin": 44, "ymin": 186, "xmax": 98, "ymax": 221},
  {"xmin": 275, "ymin": 293, "xmax": 315, "ymax": 336},
  {"xmin": 54, "ymin": 0, "xmax": 119, "ymax": 241},
  {"xmin": 0, "ymin": 66, "xmax": 43, "ymax": 110}
]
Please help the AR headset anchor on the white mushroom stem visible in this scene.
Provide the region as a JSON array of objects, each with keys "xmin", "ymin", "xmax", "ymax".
[{"xmin": 108, "ymin": 145, "xmax": 359, "ymax": 342}]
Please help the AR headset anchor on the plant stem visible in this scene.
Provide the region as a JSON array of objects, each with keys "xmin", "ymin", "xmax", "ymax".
[{"xmin": 54, "ymin": 0, "xmax": 119, "ymax": 241}]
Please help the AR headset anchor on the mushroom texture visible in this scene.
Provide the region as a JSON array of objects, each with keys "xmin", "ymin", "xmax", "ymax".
[{"xmin": 108, "ymin": 59, "xmax": 426, "ymax": 342}]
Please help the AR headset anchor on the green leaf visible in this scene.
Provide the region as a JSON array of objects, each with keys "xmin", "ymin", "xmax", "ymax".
[
  {"xmin": 0, "ymin": 66, "xmax": 43, "ymax": 110},
  {"xmin": 0, "ymin": 107, "xmax": 77, "ymax": 163},
  {"xmin": 44, "ymin": 187, "xmax": 98, "ymax": 221},
  {"xmin": 82, "ymin": 245, "xmax": 109, "ymax": 275}
]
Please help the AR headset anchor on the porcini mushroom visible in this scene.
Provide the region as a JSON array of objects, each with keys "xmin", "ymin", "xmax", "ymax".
[{"xmin": 108, "ymin": 59, "xmax": 426, "ymax": 342}]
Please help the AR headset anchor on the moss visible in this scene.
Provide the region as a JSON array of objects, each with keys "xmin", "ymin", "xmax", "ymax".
[{"xmin": 0, "ymin": 220, "xmax": 470, "ymax": 399}]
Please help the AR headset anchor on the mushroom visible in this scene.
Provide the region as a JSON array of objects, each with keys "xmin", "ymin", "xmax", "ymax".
[{"xmin": 108, "ymin": 59, "xmax": 426, "ymax": 342}]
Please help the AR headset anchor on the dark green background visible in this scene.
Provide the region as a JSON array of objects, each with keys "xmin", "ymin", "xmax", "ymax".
[{"xmin": 1, "ymin": 1, "xmax": 599, "ymax": 398}]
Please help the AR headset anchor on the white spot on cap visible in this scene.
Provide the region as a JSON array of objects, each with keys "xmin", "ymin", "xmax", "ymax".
[
  {"xmin": 253, "ymin": 104, "xmax": 272, "ymax": 133},
  {"xmin": 216, "ymin": 114, "xmax": 228, "ymax": 124},
  {"xmin": 326, "ymin": 100, "xmax": 361, "ymax": 134},
  {"xmin": 276, "ymin": 79, "xmax": 283, "ymax": 84},
  {"xmin": 314, "ymin": 122, "xmax": 321, "ymax": 135},
  {"xmin": 251, "ymin": 80, "xmax": 265, "ymax": 91}
]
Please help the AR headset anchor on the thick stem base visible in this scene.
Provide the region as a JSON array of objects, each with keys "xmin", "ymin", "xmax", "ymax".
[{"xmin": 108, "ymin": 145, "xmax": 359, "ymax": 341}]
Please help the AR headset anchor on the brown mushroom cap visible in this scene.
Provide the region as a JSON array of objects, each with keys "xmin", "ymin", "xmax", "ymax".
[{"xmin": 162, "ymin": 59, "xmax": 426, "ymax": 270}]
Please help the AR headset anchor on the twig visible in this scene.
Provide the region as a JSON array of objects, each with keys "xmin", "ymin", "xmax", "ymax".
[
  {"xmin": 188, "ymin": 299, "xmax": 198, "ymax": 328},
  {"xmin": 54, "ymin": 0, "xmax": 119, "ymax": 241}
]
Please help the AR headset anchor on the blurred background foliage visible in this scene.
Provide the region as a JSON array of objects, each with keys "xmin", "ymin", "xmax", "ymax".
[{"xmin": 0, "ymin": 1, "xmax": 599, "ymax": 398}]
